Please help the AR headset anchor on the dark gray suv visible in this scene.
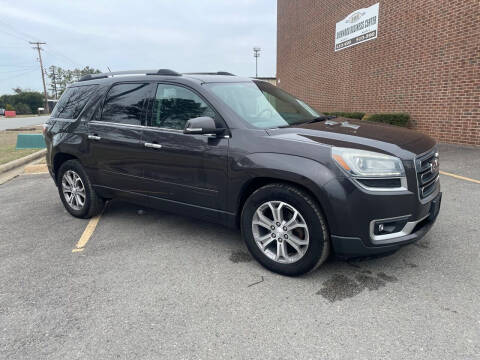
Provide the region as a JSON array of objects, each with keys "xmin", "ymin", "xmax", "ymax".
[{"xmin": 43, "ymin": 69, "xmax": 441, "ymax": 276}]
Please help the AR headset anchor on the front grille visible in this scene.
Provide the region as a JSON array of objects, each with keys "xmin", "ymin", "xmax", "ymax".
[{"xmin": 415, "ymin": 148, "xmax": 439, "ymax": 199}]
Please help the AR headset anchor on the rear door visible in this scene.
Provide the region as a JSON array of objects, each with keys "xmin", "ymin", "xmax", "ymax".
[
  {"xmin": 87, "ymin": 82, "xmax": 154, "ymax": 192},
  {"xmin": 141, "ymin": 82, "xmax": 229, "ymax": 210}
]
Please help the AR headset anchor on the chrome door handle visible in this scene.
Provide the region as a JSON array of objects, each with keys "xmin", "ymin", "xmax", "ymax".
[
  {"xmin": 88, "ymin": 135, "xmax": 101, "ymax": 141},
  {"xmin": 144, "ymin": 142, "xmax": 162, "ymax": 149}
]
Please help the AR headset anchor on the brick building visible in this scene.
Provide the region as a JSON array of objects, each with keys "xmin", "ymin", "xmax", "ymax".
[{"xmin": 277, "ymin": 0, "xmax": 479, "ymax": 145}]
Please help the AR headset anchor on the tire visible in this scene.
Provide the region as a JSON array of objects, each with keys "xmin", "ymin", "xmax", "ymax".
[
  {"xmin": 241, "ymin": 183, "xmax": 330, "ymax": 276},
  {"xmin": 57, "ymin": 159, "xmax": 105, "ymax": 219}
]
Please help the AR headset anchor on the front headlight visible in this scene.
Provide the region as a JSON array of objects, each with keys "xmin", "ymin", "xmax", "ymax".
[{"xmin": 332, "ymin": 147, "xmax": 405, "ymax": 177}]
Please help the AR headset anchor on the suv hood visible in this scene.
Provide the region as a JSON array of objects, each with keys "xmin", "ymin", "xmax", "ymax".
[{"xmin": 267, "ymin": 117, "xmax": 436, "ymax": 159}]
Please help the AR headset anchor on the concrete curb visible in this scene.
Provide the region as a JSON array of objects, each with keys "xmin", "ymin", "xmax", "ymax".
[{"xmin": 0, "ymin": 149, "xmax": 47, "ymax": 174}]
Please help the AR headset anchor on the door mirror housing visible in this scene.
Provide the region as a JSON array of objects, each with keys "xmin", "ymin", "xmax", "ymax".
[{"xmin": 183, "ymin": 116, "xmax": 225, "ymax": 135}]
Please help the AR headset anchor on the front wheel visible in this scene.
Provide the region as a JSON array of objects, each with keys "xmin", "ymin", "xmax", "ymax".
[{"xmin": 241, "ymin": 183, "xmax": 330, "ymax": 276}]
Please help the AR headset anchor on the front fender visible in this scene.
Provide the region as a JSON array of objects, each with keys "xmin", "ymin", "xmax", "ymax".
[{"xmin": 229, "ymin": 152, "xmax": 344, "ymax": 233}]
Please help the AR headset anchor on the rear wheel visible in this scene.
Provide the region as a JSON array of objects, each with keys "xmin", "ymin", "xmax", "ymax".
[
  {"xmin": 241, "ymin": 183, "xmax": 330, "ymax": 276},
  {"xmin": 57, "ymin": 160, "xmax": 104, "ymax": 218}
]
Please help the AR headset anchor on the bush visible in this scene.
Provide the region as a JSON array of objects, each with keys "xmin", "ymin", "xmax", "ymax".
[
  {"xmin": 323, "ymin": 111, "xmax": 365, "ymax": 120},
  {"xmin": 0, "ymin": 90, "xmax": 43, "ymax": 115},
  {"xmin": 362, "ymin": 113, "xmax": 410, "ymax": 127},
  {"xmin": 14, "ymin": 103, "xmax": 32, "ymax": 115},
  {"xmin": 5, "ymin": 104, "xmax": 14, "ymax": 111}
]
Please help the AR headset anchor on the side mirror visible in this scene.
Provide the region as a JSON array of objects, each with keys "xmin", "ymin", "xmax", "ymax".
[{"xmin": 183, "ymin": 116, "xmax": 225, "ymax": 135}]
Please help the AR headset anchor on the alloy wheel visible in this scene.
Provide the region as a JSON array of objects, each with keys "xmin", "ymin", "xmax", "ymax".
[
  {"xmin": 251, "ymin": 201, "xmax": 310, "ymax": 264},
  {"xmin": 61, "ymin": 170, "xmax": 86, "ymax": 211}
]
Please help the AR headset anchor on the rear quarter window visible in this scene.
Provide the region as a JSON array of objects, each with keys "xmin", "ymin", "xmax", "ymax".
[{"xmin": 51, "ymin": 84, "xmax": 98, "ymax": 119}]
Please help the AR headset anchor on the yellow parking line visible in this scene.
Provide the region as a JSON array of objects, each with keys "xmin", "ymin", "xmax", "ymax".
[
  {"xmin": 439, "ymin": 170, "xmax": 480, "ymax": 184},
  {"xmin": 72, "ymin": 215, "xmax": 102, "ymax": 252},
  {"xmin": 72, "ymin": 204, "xmax": 107, "ymax": 253}
]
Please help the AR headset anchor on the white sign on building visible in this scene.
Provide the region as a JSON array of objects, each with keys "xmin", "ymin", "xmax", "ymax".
[{"xmin": 335, "ymin": 3, "xmax": 379, "ymax": 51}]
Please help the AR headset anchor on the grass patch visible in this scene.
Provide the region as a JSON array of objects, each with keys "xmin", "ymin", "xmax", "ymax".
[{"xmin": 0, "ymin": 126, "xmax": 43, "ymax": 165}]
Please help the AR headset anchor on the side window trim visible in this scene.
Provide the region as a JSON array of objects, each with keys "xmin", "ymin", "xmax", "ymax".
[
  {"xmin": 89, "ymin": 119, "xmax": 146, "ymax": 129},
  {"xmin": 97, "ymin": 81, "xmax": 154, "ymax": 126},
  {"xmin": 147, "ymin": 82, "xmax": 228, "ymax": 131}
]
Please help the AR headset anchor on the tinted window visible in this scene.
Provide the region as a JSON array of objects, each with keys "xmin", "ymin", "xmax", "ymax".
[
  {"xmin": 101, "ymin": 83, "xmax": 151, "ymax": 125},
  {"xmin": 151, "ymin": 84, "xmax": 216, "ymax": 130},
  {"xmin": 51, "ymin": 85, "xmax": 98, "ymax": 119}
]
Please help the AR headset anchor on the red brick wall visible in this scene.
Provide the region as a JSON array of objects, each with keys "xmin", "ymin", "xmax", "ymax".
[{"xmin": 277, "ymin": 0, "xmax": 480, "ymax": 146}]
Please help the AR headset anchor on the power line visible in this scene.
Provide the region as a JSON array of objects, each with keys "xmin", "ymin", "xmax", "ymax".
[
  {"xmin": 44, "ymin": 46, "xmax": 81, "ymax": 67},
  {"xmin": 0, "ymin": 27, "xmax": 30, "ymax": 43},
  {"xmin": 0, "ymin": 67, "xmax": 37, "ymax": 74},
  {"xmin": 30, "ymin": 41, "xmax": 49, "ymax": 114},
  {"xmin": 0, "ymin": 69, "xmax": 37, "ymax": 82},
  {"xmin": 0, "ymin": 45, "xmax": 30, "ymax": 48},
  {"xmin": 0, "ymin": 18, "xmax": 40, "ymax": 42},
  {"xmin": 0, "ymin": 64, "xmax": 37, "ymax": 67},
  {"xmin": 0, "ymin": 19, "xmax": 81, "ymax": 69}
]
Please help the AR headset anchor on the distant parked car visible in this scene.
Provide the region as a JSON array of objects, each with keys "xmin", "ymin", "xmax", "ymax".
[{"xmin": 0, "ymin": 108, "xmax": 5, "ymax": 116}]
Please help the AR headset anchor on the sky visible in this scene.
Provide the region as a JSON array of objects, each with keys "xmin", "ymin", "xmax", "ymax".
[{"xmin": 0, "ymin": 0, "xmax": 277, "ymax": 95}]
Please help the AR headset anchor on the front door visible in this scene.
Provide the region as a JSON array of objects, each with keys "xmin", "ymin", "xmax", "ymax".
[
  {"xmin": 87, "ymin": 82, "xmax": 153, "ymax": 193},
  {"xmin": 141, "ymin": 83, "xmax": 229, "ymax": 210}
]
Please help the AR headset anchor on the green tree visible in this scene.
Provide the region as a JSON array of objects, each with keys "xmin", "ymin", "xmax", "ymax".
[
  {"xmin": 47, "ymin": 65, "xmax": 102, "ymax": 97},
  {"xmin": 47, "ymin": 66, "xmax": 60, "ymax": 99},
  {"xmin": 14, "ymin": 103, "xmax": 32, "ymax": 115},
  {"xmin": 14, "ymin": 91, "xmax": 43, "ymax": 113},
  {"xmin": 0, "ymin": 89, "xmax": 44, "ymax": 114}
]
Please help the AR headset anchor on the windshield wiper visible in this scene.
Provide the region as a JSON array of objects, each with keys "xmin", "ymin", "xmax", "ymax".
[
  {"xmin": 304, "ymin": 115, "xmax": 337, "ymax": 124},
  {"xmin": 269, "ymin": 115, "xmax": 337, "ymax": 129}
]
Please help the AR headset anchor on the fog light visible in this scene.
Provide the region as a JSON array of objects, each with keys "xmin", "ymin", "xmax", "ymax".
[{"xmin": 373, "ymin": 218, "xmax": 408, "ymax": 235}]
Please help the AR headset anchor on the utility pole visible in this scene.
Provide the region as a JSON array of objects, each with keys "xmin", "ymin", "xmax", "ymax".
[
  {"xmin": 30, "ymin": 41, "xmax": 49, "ymax": 114},
  {"xmin": 253, "ymin": 47, "xmax": 261, "ymax": 78}
]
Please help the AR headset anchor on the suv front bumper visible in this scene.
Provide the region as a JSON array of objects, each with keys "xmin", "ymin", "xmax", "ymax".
[{"xmin": 331, "ymin": 192, "xmax": 442, "ymax": 258}]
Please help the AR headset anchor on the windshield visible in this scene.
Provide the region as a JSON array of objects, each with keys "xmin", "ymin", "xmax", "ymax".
[{"xmin": 206, "ymin": 81, "xmax": 321, "ymax": 128}]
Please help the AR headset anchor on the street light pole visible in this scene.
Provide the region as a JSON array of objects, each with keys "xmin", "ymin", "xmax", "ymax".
[{"xmin": 253, "ymin": 47, "xmax": 261, "ymax": 78}]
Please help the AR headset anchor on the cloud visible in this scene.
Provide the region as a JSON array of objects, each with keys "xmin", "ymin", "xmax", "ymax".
[
  {"xmin": 0, "ymin": 3, "xmax": 190, "ymax": 45},
  {"xmin": 0, "ymin": 0, "xmax": 277, "ymax": 93}
]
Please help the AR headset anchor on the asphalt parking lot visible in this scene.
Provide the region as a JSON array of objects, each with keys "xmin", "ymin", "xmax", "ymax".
[
  {"xmin": 1, "ymin": 144, "xmax": 479, "ymax": 360},
  {"xmin": 0, "ymin": 116, "xmax": 49, "ymax": 131}
]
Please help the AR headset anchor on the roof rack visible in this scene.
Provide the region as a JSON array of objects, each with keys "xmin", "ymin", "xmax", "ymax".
[
  {"xmin": 79, "ymin": 69, "xmax": 181, "ymax": 81},
  {"xmin": 184, "ymin": 71, "xmax": 236, "ymax": 76}
]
